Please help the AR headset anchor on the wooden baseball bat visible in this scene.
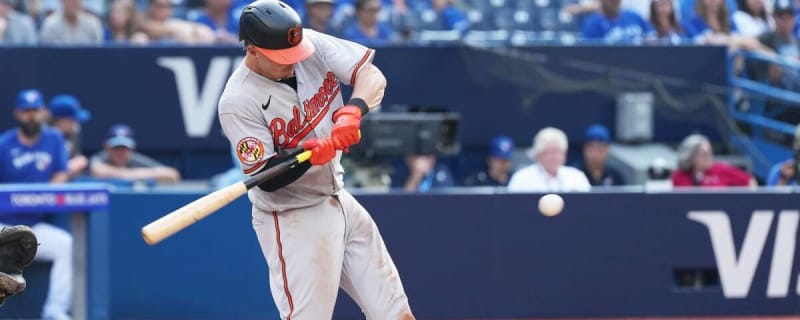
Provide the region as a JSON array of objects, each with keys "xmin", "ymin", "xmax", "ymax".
[{"xmin": 141, "ymin": 150, "xmax": 312, "ymax": 245}]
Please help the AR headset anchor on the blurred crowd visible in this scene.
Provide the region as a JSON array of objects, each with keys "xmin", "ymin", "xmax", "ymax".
[
  {"xmin": 2, "ymin": 0, "xmax": 798, "ymax": 195},
  {"xmin": 0, "ymin": 0, "xmax": 798, "ymax": 47},
  {"xmin": 381, "ymin": 121, "xmax": 800, "ymax": 193},
  {"xmin": 7, "ymin": 86, "xmax": 798, "ymax": 199},
  {"xmin": 3, "ymin": 89, "xmax": 181, "ymax": 189},
  {"xmin": 0, "ymin": 0, "xmax": 472, "ymax": 45}
]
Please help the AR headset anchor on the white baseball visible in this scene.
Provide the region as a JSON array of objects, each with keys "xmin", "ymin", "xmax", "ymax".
[{"xmin": 538, "ymin": 193, "xmax": 564, "ymax": 217}]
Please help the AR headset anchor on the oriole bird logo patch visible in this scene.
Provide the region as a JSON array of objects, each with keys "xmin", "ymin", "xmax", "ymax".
[{"xmin": 288, "ymin": 25, "xmax": 302, "ymax": 46}]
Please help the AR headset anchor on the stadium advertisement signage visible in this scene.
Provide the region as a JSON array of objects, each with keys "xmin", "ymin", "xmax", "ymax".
[{"xmin": 691, "ymin": 210, "xmax": 800, "ymax": 299}]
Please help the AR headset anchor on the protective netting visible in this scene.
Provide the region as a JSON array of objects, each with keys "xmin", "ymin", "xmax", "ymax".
[{"xmin": 456, "ymin": 44, "xmax": 777, "ymax": 171}]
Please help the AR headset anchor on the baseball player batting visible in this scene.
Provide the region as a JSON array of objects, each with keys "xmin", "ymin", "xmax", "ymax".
[{"xmin": 217, "ymin": 1, "xmax": 414, "ymax": 319}]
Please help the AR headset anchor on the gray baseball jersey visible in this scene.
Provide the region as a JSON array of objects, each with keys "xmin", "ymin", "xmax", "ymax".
[{"xmin": 218, "ymin": 29, "xmax": 375, "ymax": 212}]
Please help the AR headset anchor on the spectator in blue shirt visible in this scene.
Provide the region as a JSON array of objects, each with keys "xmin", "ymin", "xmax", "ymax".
[
  {"xmin": 680, "ymin": 0, "xmax": 737, "ymax": 22},
  {"xmin": 331, "ymin": 0, "xmax": 405, "ymax": 34},
  {"xmin": 767, "ymin": 125, "xmax": 800, "ymax": 186},
  {"xmin": 795, "ymin": 6, "xmax": 800, "ymax": 39},
  {"xmin": 304, "ymin": 0, "xmax": 338, "ymax": 35},
  {"xmin": 682, "ymin": 0, "xmax": 738, "ymax": 43},
  {"xmin": 463, "ymin": 135, "xmax": 515, "ymax": 187},
  {"xmin": 575, "ymin": 124, "xmax": 626, "ymax": 186},
  {"xmin": 342, "ymin": 0, "xmax": 395, "ymax": 45},
  {"xmin": 582, "ymin": 0, "xmax": 653, "ymax": 43},
  {"xmin": 191, "ymin": 0, "xmax": 238, "ymax": 43},
  {"xmin": 432, "ymin": 0, "xmax": 469, "ymax": 32},
  {"xmin": 650, "ymin": 0, "xmax": 686, "ymax": 44},
  {"xmin": 0, "ymin": 89, "xmax": 72, "ymax": 320},
  {"xmin": 230, "ymin": 0, "xmax": 251, "ymax": 18},
  {"xmin": 392, "ymin": 154, "xmax": 456, "ymax": 192}
]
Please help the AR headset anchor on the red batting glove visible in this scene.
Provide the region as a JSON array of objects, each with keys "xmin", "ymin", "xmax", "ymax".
[
  {"xmin": 302, "ymin": 138, "xmax": 336, "ymax": 165},
  {"xmin": 331, "ymin": 106, "xmax": 362, "ymax": 151}
]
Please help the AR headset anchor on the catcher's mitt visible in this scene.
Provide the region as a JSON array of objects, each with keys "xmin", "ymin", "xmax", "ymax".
[{"xmin": 0, "ymin": 226, "xmax": 38, "ymax": 304}]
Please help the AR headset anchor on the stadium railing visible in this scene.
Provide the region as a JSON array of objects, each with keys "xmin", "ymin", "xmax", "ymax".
[{"xmin": 727, "ymin": 50, "xmax": 800, "ymax": 180}]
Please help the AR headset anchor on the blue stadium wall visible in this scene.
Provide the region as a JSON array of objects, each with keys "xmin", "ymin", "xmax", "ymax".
[
  {"xmin": 109, "ymin": 191, "xmax": 800, "ymax": 318},
  {"xmin": 0, "ymin": 45, "xmax": 728, "ymax": 178},
  {"xmin": 5, "ymin": 191, "xmax": 800, "ymax": 319}
]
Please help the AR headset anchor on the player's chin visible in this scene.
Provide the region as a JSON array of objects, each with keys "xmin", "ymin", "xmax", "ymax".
[{"xmin": 277, "ymin": 65, "xmax": 295, "ymax": 78}]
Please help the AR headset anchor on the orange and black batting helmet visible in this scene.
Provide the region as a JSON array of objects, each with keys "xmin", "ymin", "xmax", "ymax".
[{"xmin": 239, "ymin": 0, "xmax": 316, "ymax": 65}]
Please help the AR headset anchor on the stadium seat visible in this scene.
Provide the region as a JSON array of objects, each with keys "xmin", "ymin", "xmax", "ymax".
[
  {"xmin": 463, "ymin": 29, "xmax": 510, "ymax": 46},
  {"xmin": 417, "ymin": 8, "xmax": 444, "ymax": 30},
  {"xmin": 465, "ymin": 0, "xmax": 491, "ymax": 12},
  {"xmin": 536, "ymin": 7, "xmax": 560, "ymax": 31},
  {"xmin": 393, "ymin": 9, "xmax": 423, "ymax": 34},
  {"xmin": 516, "ymin": 0, "xmax": 537, "ymax": 11},
  {"xmin": 512, "ymin": 9, "xmax": 535, "ymax": 30},
  {"xmin": 488, "ymin": 0, "xmax": 507, "ymax": 9},
  {"xmin": 468, "ymin": 9, "xmax": 496, "ymax": 31},
  {"xmin": 492, "ymin": 8, "xmax": 515, "ymax": 30},
  {"xmin": 407, "ymin": 0, "xmax": 433, "ymax": 11}
]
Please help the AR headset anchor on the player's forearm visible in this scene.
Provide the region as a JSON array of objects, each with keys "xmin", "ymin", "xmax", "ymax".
[
  {"xmin": 119, "ymin": 167, "xmax": 180, "ymax": 183},
  {"xmin": 148, "ymin": 167, "xmax": 181, "ymax": 183},
  {"xmin": 736, "ymin": 36, "xmax": 775, "ymax": 56},
  {"xmin": 403, "ymin": 172, "xmax": 425, "ymax": 192},
  {"xmin": 140, "ymin": 20, "xmax": 173, "ymax": 39},
  {"xmin": 90, "ymin": 162, "xmax": 127, "ymax": 180},
  {"xmin": 91, "ymin": 162, "xmax": 151, "ymax": 181},
  {"xmin": 50, "ymin": 172, "xmax": 69, "ymax": 184},
  {"xmin": 67, "ymin": 155, "xmax": 88, "ymax": 178},
  {"xmin": 350, "ymin": 63, "xmax": 386, "ymax": 109}
]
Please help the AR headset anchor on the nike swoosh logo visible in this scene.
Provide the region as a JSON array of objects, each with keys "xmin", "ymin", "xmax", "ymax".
[{"xmin": 261, "ymin": 96, "xmax": 271, "ymax": 110}]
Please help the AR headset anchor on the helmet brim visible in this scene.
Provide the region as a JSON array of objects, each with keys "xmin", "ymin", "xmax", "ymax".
[{"xmin": 255, "ymin": 37, "xmax": 316, "ymax": 65}]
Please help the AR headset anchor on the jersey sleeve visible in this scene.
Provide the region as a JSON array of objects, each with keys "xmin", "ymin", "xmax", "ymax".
[
  {"xmin": 219, "ymin": 110, "xmax": 276, "ymax": 176},
  {"xmin": 310, "ymin": 30, "xmax": 376, "ymax": 86}
]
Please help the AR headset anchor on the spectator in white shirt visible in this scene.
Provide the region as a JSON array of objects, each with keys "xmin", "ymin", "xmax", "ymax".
[
  {"xmin": 39, "ymin": 0, "xmax": 104, "ymax": 44},
  {"xmin": 41, "ymin": 0, "xmax": 104, "ymax": 16},
  {"xmin": 508, "ymin": 127, "xmax": 592, "ymax": 192},
  {"xmin": 732, "ymin": 0, "xmax": 772, "ymax": 37}
]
